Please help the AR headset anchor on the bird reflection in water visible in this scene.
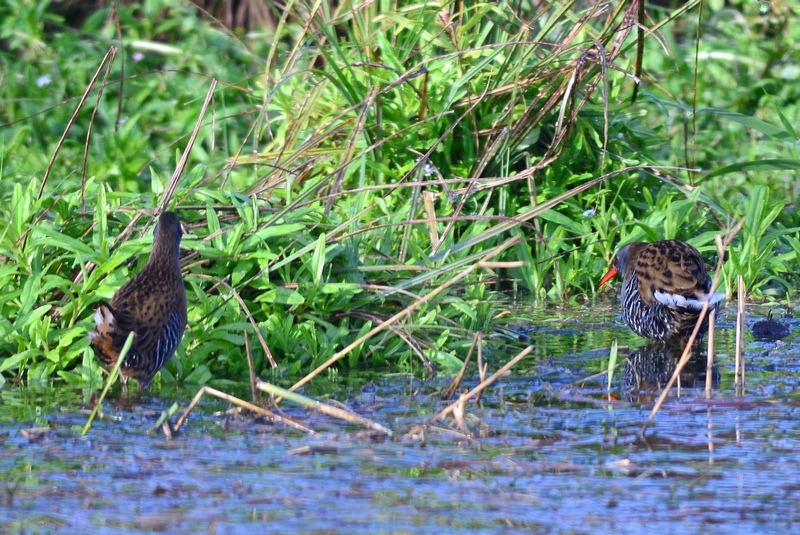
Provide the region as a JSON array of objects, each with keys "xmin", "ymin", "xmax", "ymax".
[{"xmin": 622, "ymin": 342, "xmax": 719, "ymax": 403}]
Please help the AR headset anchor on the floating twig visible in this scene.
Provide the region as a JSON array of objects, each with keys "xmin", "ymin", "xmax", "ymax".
[
  {"xmin": 174, "ymin": 385, "xmax": 312, "ymax": 434},
  {"xmin": 407, "ymin": 345, "xmax": 533, "ymax": 439},
  {"xmin": 256, "ymin": 380, "xmax": 393, "ymax": 437}
]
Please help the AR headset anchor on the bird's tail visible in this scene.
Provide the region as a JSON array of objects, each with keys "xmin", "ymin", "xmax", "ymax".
[{"xmin": 654, "ymin": 291, "xmax": 726, "ymax": 311}]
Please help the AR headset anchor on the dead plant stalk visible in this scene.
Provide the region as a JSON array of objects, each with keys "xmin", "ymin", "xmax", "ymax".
[
  {"xmin": 174, "ymin": 385, "xmax": 311, "ymax": 433},
  {"xmin": 407, "ymin": 344, "xmax": 534, "ymax": 439},
  {"xmin": 256, "ymin": 380, "xmax": 392, "ymax": 437}
]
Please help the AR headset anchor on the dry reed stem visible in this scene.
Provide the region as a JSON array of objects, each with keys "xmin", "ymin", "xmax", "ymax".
[
  {"xmin": 256, "ymin": 380, "xmax": 393, "ymax": 437},
  {"xmin": 429, "ymin": 166, "xmax": 646, "ymax": 264},
  {"xmin": 155, "ymin": 78, "xmax": 217, "ymax": 217},
  {"xmin": 326, "ymin": 86, "xmax": 376, "ymax": 215},
  {"xmin": 147, "ymin": 402, "xmax": 181, "ymax": 435},
  {"xmin": 528, "ymin": 9, "xmax": 608, "ymax": 165},
  {"xmin": 592, "ymin": 38, "xmax": 610, "ymax": 171},
  {"xmin": 109, "ymin": 1, "xmax": 124, "ymax": 129},
  {"xmin": 287, "ymin": 237, "xmax": 522, "ymax": 395},
  {"xmin": 194, "ymin": 273, "xmax": 276, "ymax": 369},
  {"xmin": 470, "ymin": 164, "xmax": 697, "ymax": 194},
  {"xmin": 174, "ymin": 385, "xmax": 311, "ymax": 433},
  {"xmin": 735, "ymin": 275, "xmax": 746, "ymax": 388},
  {"xmin": 340, "ymin": 309, "xmax": 435, "ymax": 372},
  {"xmin": 452, "ymin": 397, "xmax": 471, "ymax": 438},
  {"xmin": 243, "ymin": 329, "xmax": 259, "ymax": 403},
  {"xmin": 423, "ymin": 190, "xmax": 439, "ymax": 251},
  {"xmin": 406, "ymin": 344, "xmax": 533, "ymax": 439},
  {"xmin": 442, "ymin": 331, "xmax": 480, "ymax": 401},
  {"xmin": 38, "ymin": 46, "xmax": 116, "ymax": 202},
  {"xmin": 642, "ymin": 219, "xmax": 744, "ymax": 433},
  {"xmin": 266, "ymin": 0, "xmax": 302, "ymax": 93},
  {"xmin": 14, "ymin": 47, "xmax": 116, "ymax": 250},
  {"xmin": 689, "ymin": 0, "xmax": 702, "ymax": 177},
  {"xmin": 284, "ymin": 175, "xmax": 472, "ymax": 208},
  {"xmin": 475, "ymin": 334, "xmax": 488, "ymax": 405},
  {"xmin": 705, "ymin": 308, "xmax": 715, "ymax": 396},
  {"xmin": 332, "ymin": 215, "xmax": 540, "ymax": 247},
  {"xmin": 346, "ymin": 310, "xmax": 434, "ymax": 373},
  {"xmin": 82, "ymin": 47, "xmax": 118, "ymax": 213},
  {"xmin": 417, "ymin": 84, "xmax": 492, "ymax": 254}
]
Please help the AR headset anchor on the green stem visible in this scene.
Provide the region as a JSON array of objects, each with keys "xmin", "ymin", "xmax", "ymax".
[{"xmin": 81, "ymin": 331, "xmax": 134, "ymax": 436}]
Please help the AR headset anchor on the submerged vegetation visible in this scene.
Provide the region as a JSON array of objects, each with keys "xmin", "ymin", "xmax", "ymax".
[{"xmin": 0, "ymin": 0, "xmax": 799, "ymax": 386}]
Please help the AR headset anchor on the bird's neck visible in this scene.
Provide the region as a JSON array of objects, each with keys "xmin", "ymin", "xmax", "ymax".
[{"xmin": 147, "ymin": 241, "xmax": 182, "ymax": 274}]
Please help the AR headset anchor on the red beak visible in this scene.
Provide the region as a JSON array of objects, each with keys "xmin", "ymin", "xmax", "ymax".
[{"xmin": 598, "ymin": 265, "xmax": 619, "ymax": 288}]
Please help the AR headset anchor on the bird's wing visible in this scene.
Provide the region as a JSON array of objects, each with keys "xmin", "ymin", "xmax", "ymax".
[{"xmin": 634, "ymin": 241, "xmax": 710, "ymax": 307}]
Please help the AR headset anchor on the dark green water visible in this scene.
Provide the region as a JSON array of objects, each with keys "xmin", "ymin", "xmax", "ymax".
[{"xmin": 2, "ymin": 304, "xmax": 799, "ymax": 534}]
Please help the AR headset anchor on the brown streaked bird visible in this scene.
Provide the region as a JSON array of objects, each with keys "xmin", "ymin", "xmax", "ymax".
[
  {"xmin": 598, "ymin": 240, "xmax": 725, "ymax": 342},
  {"xmin": 88, "ymin": 211, "xmax": 187, "ymax": 388}
]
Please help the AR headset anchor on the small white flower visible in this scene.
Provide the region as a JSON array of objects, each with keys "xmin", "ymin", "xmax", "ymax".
[
  {"xmin": 414, "ymin": 158, "xmax": 436, "ymax": 177},
  {"xmin": 36, "ymin": 75, "xmax": 52, "ymax": 87},
  {"xmin": 583, "ymin": 207, "xmax": 597, "ymax": 218},
  {"xmin": 132, "ymin": 52, "xmax": 144, "ymax": 62}
]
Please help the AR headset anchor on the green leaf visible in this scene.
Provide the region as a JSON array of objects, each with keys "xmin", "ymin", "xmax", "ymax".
[
  {"xmin": 207, "ymin": 204, "xmax": 222, "ymax": 251},
  {"xmin": 695, "ymin": 108, "xmax": 791, "ymax": 139},
  {"xmin": 0, "ymin": 349, "xmax": 39, "ymax": 373},
  {"xmin": 705, "ymin": 159, "xmax": 800, "ymax": 180},
  {"xmin": 256, "ymin": 287, "xmax": 305, "ymax": 305},
  {"xmin": 607, "ymin": 340, "xmax": 618, "ymax": 393},
  {"xmin": 241, "ymin": 224, "xmax": 306, "ymax": 250},
  {"xmin": 183, "ymin": 364, "xmax": 212, "ymax": 384},
  {"xmin": 321, "ymin": 283, "xmax": 363, "ymax": 296},
  {"xmin": 311, "ymin": 232, "xmax": 326, "ymax": 286},
  {"xmin": 31, "ymin": 226, "xmax": 96, "ymax": 260},
  {"xmin": 151, "ymin": 167, "xmax": 164, "ymax": 195}
]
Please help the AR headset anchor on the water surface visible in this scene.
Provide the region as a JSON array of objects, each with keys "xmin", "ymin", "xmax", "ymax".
[{"xmin": 2, "ymin": 304, "xmax": 799, "ymax": 533}]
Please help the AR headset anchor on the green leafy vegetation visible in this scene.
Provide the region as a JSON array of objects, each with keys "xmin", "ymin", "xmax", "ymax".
[{"xmin": 0, "ymin": 0, "xmax": 798, "ymax": 387}]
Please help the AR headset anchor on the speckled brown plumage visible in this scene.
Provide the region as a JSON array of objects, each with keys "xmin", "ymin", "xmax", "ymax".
[
  {"xmin": 598, "ymin": 240, "xmax": 725, "ymax": 341},
  {"xmin": 88, "ymin": 211, "xmax": 187, "ymax": 388}
]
